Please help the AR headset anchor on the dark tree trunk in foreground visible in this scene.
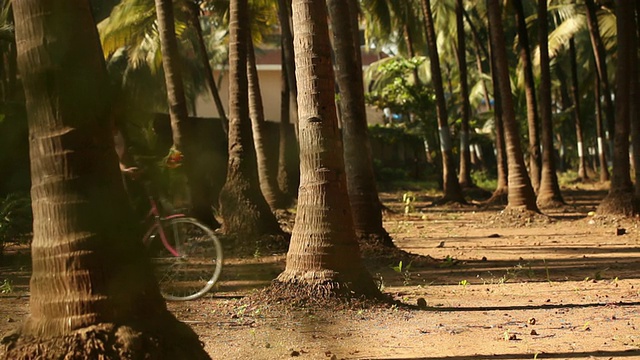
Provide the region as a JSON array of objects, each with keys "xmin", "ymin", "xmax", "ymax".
[
  {"xmin": 219, "ymin": 0, "xmax": 284, "ymax": 239},
  {"xmin": 513, "ymin": 0, "xmax": 541, "ymax": 193},
  {"xmin": 455, "ymin": 0, "xmax": 474, "ymax": 188},
  {"xmin": 536, "ymin": 0, "xmax": 564, "ymax": 208},
  {"xmin": 569, "ymin": 38, "xmax": 588, "ymax": 181},
  {"xmin": 598, "ymin": 0, "xmax": 635, "ymax": 216},
  {"xmin": 1, "ymin": 2, "xmax": 208, "ymax": 358},
  {"xmin": 327, "ymin": 0, "xmax": 393, "ymax": 248},
  {"xmin": 247, "ymin": 33, "xmax": 287, "ymax": 211},
  {"xmin": 274, "ymin": 0, "xmax": 379, "ymax": 299},
  {"xmin": 487, "ymin": 0, "xmax": 538, "ymax": 212},
  {"xmin": 421, "ymin": 0, "xmax": 465, "ymax": 204}
]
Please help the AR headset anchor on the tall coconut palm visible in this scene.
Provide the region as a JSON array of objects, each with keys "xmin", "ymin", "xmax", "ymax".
[
  {"xmin": 455, "ymin": 0, "xmax": 474, "ymax": 188},
  {"xmin": 536, "ymin": 0, "xmax": 564, "ymax": 208},
  {"xmin": 421, "ymin": 0, "xmax": 465, "ymax": 204},
  {"xmin": 2, "ymin": 1, "xmax": 208, "ymax": 358},
  {"xmin": 513, "ymin": 0, "xmax": 541, "ymax": 193},
  {"xmin": 568, "ymin": 38, "xmax": 588, "ymax": 181},
  {"xmin": 184, "ymin": 1, "xmax": 228, "ymax": 132},
  {"xmin": 594, "ymin": 67, "xmax": 610, "ymax": 182},
  {"xmin": 486, "ymin": 0, "xmax": 538, "ymax": 212},
  {"xmin": 247, "ymin": 30, "xmax": 286, "ymax": 211},
  {"xmin": 597, "ymin": 0, "xmax": 635, "ymax": 216},
  {"xmin": 273, "ymin": 0, "xmax": 379, "ymax": 298},
  {"xmin": 327, "ymin": 0, "xmax": 393, "ymax": 248},
  {"xmin": 585, "ymin": 0, "xmax": 615, "ymax": 151},
  {"xmin": 218, "ymin": 0, "xmax": 284, "ymax": 238},
  {"xmin": 154, "ymin": 0, "xmax": 218, "ymax": 227}
]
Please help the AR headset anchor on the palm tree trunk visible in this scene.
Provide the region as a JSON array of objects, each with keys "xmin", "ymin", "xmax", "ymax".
[
  {"xmin": 513, "ymin": 0, "xmax": 541, "ymax": 193},
  {"xmin": 536, "ymin": 0, "xmax": 564, "ymax": 208},
  {"xmin": 569, "ymin": 38, "xmax": 588, "ymax": 181},
  {"xmin": 455, "ymin": 0, "xmax": 474, "ymax": 188},
  {"xmin": 276, "ymin": 0, "xmax": 298, "ymax": 133},
  {"xmin": 4, "ymin": 2, "xmax": 208, "ymax": 358},
  {"xmin": 327, "ymin": 0, "xmax": 392, "ymax": 248},
  {"xmin": 247, "ymin": 32, "xmax": 286, "ymax": 211},
  {"xmin": 277, "ymin": 48, "xmax": 298, "ymax": 203},
  {"xmin": 185, "ymin": 1, "xmax": 228, "ymax": 133},
  {"xmin": 421, "ymin": 0, "xmax": 465, "ymax": 204},
  {"xmin": 219, "ymin": 0, "xmax": 284, "ymax": 239},
  {"xmin": 155, "ymin": 0, "xmax": 215, "ymax": 227},
  {"xmin": 486, "ymin": 0, "xmax": 538, "ymax": 212},
  {"xmin": 274, "ymin": 0, "xmax": 378, "ymax": 298},
  {"xmin": 594, "ymin": 70, "xmax": 610, "ymax": 182},
  {"xmin": 598, "ymin": 0, "xmax": 635, "ymax": 216},
  {"xmin": 585, "ymin": 0, "xmax": 615, "ymax": 154},
  {"xmin": 486, "ymin": 25, "xmax": 508, "ymax": 204}
]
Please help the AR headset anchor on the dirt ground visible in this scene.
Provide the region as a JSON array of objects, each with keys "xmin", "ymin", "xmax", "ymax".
[{"xmin": 1, "ymin": 183, "xmax": 640, "ymax": 360}]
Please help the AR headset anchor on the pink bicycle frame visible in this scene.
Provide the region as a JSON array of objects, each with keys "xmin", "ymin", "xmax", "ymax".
[{"xmin": 142, "ymin": 197, "xmax": 186, "ymax": 257}]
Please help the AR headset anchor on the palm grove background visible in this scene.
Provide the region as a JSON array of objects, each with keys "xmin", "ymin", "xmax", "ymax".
[{"xmin": 0, "ymin": 0, "xmax": 638, "ymax": 358}]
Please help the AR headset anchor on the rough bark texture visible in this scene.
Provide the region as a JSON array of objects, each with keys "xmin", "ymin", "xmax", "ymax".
[
  {"xmin": 598, "ymin": 0, "xmax": 635, "ymax": 216},
  {"xmin": 219, "ymin": 0, "xmax": 284, "ymax": 239},
  {"xmin": 536, "ymin": 0, "xmax": 564, "ymax": 209},
  {"xmin": 569, "ymin": 39, "xmax": 588, "ymax": 181},
  {"xmin": 513, "ymin": 0, "xmax": 541, "ymax": 193},
  {"xmin": 421, "ymin": 0, "xmax": 465, "ymax": 204},
  {"xmin": 486, "ymin": 0, "xmax": 538, "ymax": 212},
  {"xmin": 1, "ymin": 2, "xmax": 208, "ymax": 358},
  {"xmin": 327, "ymin": 0, "xmax": 392, "ymax": 248},
  {"xmin": 247, "ymin": 34, "xmax": 286, "ymax": 211},
  {"xmin": 275, "ymin": 0, "xmax": 379, "ymax": 298}
]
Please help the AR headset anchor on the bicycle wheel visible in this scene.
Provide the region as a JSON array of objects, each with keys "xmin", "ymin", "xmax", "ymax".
[{"xmin": 148, "ymin": 217, "xmax": 223, "ymax": 301}]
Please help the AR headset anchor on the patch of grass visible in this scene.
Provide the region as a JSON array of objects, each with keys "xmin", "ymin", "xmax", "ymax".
[
  {"xmin": 470, "ymin": 171, "xmax": 497, "ymax": 192},
  {"xmin": 0, "ymin": 279, "xmax": 13, "ymax": 294}
]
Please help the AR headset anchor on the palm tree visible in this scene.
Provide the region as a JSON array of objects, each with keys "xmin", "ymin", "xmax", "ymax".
[
  {"xmin": 597, "ymin": 0, "xmax": 635, "ymax": 216},
  {"xmin": 247, "ymin": 30, "xmax": 286, "ymax": 211},
  {"xmin": 513, "ymin": 0, "xmax": 541, "ymax": 193},
  {"xmin": 455, "ymin": 0, "xmax": 474, "ymax": 188},
  {"xmin": 536, "ymin": 0, "xmax": 564, "ymax": 208},
  {"xmin": 421, "ymin": 0, "xmax": 465, "ymax": 204},
  {"xmin": 585, "ymin": 0, "xmax": 615, "ymax": 152},
  {"xmin": 568, "ymin": 38, "xmax": 588, "ymax": 181},
  {"xmin": 327, "ymin": 0, "xmax": 393, "ymax": 248},
  {"xmin": 594, "ymin": 67, "xmax": 610, "ymax": 182},
  {"xmin": 273, "ymin": 0, "xmax": 379, "ymax": 298},
  {"xmin": 184, "ymin": 1, "xmax": 228, "ymax": 132},
  {"xmin": 218, "ymin": 0, "xmax": 285, "ymax": 238},
  {"xmin": 154, "ymin": 0, "xmax": 218, "ymax": 227},
  {"xmin": 486, "ymin": 0, "xmax": 538, "ymax": 212},
  {"xmin": 3, "ymin": 1, "xmax": 208, "ymax": 358}
]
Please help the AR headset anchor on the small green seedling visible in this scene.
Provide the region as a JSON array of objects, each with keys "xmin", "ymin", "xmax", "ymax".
[
  {"xmin": 403, "ymin": 192, "xmax": 416, "ymax": 214},
  {"xmin": 0, "ymin": 279, "xmax": 13, "ymax": 294}
]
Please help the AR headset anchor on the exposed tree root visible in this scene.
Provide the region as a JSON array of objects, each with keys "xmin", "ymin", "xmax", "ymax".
[
  {"xmin": 1, "ymin": 320, "xmax": 210, "ymax": 360},
  {"xmin": 597, "ymin": 190, "xmax": 637, "ymax": 217},
  {"xmin": 485, "ymin": 206, "xmax": 553, "ymax": 228},
  {"xmin": 482, "ymin": 187, "xmax": 508, "ymax": 207},
  {"xmin": 536, "ymin": 195, "xmax": 565, "ymax": 210},
  {"xmin": 247, "ymin": 279, "xmax": 392, "ymax": 310}
]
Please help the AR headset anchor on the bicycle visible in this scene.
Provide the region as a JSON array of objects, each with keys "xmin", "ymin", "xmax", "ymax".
[{"xmin": 142, "ymin": 196, "xmax": 223, "ymax": 301}]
